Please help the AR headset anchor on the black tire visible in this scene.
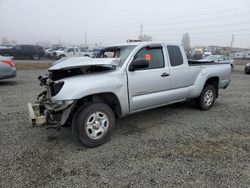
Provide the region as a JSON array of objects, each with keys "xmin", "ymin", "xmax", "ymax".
[
  {"xmin": 74, "ymin": 102, "xmax": 115, "ymax": 148},
  {"xmin": 195, "ymin": 84, "xmax": 216, "ymax": 111}
]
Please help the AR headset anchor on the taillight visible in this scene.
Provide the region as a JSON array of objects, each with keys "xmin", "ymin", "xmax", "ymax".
[{"xmin": 1, "ymin": 60, "xmax": 15, "ymax": 67}]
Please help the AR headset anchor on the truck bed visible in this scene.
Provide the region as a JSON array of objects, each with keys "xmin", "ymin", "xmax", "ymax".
[{"xmin": 188, "ymin": 60, "xmax": 228, "ymax": 66}]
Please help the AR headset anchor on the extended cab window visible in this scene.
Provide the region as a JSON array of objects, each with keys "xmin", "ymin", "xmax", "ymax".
[
  {"xmin": 134, "ymin": 47, "xmax": 164, "ymax": 69},
  {"xmin": 167, "ymin": 45, "xmax": 183, "ymax": 67}
]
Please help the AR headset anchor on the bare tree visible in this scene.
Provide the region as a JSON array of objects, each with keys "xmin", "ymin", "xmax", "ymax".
[
  {"xmin": 10, "ymin": 39, "xmax": 17, "ymax": 45},
  {"xmin": 1, "ymin": 37, "xmax": 9, "ymax": 45}
]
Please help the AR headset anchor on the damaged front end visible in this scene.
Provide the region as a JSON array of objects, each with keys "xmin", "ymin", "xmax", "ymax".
[
  {"xmin": 27, "ymin": 74, "xmax": 75, "ymax": 129},
  {"xmin": 27, "ymin": 57, "xmax": 118, "ymax": 129}
]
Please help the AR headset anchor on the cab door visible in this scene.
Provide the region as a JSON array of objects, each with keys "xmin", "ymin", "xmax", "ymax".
[
  {"xmin": 166, "ymin": 45, "xmax": 190, "ymax": 101},
  {"xmin": 127, "ymin": 44, "xmax": 171, "ymax": 111}
]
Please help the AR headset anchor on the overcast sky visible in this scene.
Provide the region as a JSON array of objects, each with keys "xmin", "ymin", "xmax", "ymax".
[{"xmin": 0, "ymin": 0, "xmax": 250, "ymax": 47}]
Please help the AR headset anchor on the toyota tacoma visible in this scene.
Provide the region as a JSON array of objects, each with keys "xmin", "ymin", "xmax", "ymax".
[{"xmin": 28, "ymin": 42, "xmax": 231, "ymax": 147}]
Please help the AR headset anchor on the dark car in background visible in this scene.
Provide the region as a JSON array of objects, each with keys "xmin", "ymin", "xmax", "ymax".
[
  {"xmin": 0, "ymin": 45, "xmax": 45, "ymax": 60},
  {"xmin": 245, "ymin": 63, "xmax": 250, "ymax": 74}
]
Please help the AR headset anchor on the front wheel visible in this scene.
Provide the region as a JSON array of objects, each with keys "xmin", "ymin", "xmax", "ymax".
[
  {"xmin": 74, "ymin": 103, "xmax": 115, "ymax": 148},
  {"xmin": 195, "ymin": 85, "xmax": 216, "ymax": 111}
]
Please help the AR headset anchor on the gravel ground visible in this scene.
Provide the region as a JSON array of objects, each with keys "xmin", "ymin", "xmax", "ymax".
[{"xmin": 0, "ymin": 64, "xmax": 250, "ymax": 188}]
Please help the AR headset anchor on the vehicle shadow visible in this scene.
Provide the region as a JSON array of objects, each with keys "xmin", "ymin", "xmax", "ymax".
[
  {"xmin": 114, "ymin": 101, "xmax": 197, "ymax": 135},
  {"xmin": 45, "ymin": 102, "xmax": 196, "ymax": 146},
  {"xmin": 0, "ymin": 80, "xmax": 18, "ymax": 86}
]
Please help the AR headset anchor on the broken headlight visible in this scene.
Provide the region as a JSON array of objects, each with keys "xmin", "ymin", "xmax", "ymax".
[{"xmin": 50, "ymin": 81, "xmax": 64, "ymax": 97}]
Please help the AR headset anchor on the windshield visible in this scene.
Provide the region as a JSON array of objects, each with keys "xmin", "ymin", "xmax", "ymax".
[{"xmin": 95, "ymin": 45, "xmax": 136, "ymax": 66}]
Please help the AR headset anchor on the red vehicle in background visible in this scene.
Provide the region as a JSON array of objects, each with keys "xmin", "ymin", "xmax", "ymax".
[{"xmin": 0, "ymin": 55, "xmax": 16, "ymax": 80}]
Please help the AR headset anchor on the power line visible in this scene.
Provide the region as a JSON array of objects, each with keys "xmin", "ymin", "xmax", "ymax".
[
  {"xmin": 80, "ymin": 5, "xmax": 250, "ymax": 33},
  {"xmin": 144, "ymin": 22, "xmax": 250, "ymax": 33},
  {"xmin": 86, "ymin": 22, "xmax": 250, "ymax": 39},
  {"xmin": 143, "ymin": 12, "xmax": 250, "ymax": 28},
  {"xmin": 139, "ymin": 4, "xmax": 250, "ymax": 24},
  {"xmin": 90, "ymin": 20, "xmax": 250, "ymax": 39}
]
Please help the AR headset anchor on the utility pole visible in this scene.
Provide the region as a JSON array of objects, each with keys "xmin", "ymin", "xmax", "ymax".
[
  {"xmin": 139, "ymin": 22, "xmax": 143, "ymax": 38},
  {"xmin": 58, "ymin": 35, "xmax": 61, "ymax": 45},
  {"xmin": 230, "ymin": 34, "xmax": 234, "ymax": 51},
  {"xmin": 84, "ymin": 32, "xmax": 88, "ymax": 47}
]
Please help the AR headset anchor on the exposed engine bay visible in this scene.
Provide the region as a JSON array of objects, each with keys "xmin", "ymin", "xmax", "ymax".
[{"xmin": 33, "ymin": 64, "xmax": 116, "ymax": 129}]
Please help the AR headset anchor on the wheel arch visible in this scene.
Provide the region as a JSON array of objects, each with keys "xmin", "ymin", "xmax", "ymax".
[
  {"xmin": 72, "ymin": 92, "xmax": 122, "ymax": 118},
  {"xmin": 204, "ymin": 76, "xmax": 219, "ymax": 98}
]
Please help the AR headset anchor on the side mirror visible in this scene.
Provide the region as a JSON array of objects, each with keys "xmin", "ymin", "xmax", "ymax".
[{"xmin": 129, "ymin": 58, "xmax": 149, "ymax": 71}]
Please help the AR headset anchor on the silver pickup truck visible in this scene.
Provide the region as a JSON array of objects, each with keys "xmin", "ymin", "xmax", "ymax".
[{"xmin": 28, "ymin": 42, "xmax": 231, "ymax": 147}]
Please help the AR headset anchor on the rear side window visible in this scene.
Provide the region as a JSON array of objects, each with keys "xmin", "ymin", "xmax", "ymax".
[
  {"xmin": 167, "ymin": 45, "xmax": 183, "ymax": 67},
  {"xmin": 134, "ymin": 47, "xmax": 164, "ymax": 69}
]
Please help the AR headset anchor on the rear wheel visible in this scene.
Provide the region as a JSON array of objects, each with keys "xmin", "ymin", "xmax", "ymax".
[
  {"xmin": 74, "ymin": 103, "xmax": 115, "ymax": 147},
  {"xmin": 196, "ymin": 84, "xmax": 216, "ymax": 111}
]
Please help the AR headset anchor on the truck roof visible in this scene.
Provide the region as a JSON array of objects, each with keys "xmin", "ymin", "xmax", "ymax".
[{"xmin": 107, "ymin": 42, "xmax": 182, "ymax": 47}]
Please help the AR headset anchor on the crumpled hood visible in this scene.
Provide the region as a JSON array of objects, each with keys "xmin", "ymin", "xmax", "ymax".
[{"xmin": 49, "ymin": 57, "xmax": 120, "ymax": 71}]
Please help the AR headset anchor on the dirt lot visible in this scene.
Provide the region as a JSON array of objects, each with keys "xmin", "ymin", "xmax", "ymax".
[{"xmin": 0, "ymin": 61, "xmax": 250, "ymax": 187}]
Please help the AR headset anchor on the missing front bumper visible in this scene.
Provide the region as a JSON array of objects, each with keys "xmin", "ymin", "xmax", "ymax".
[
  {"xmin": 27, "ymin": 103, "xmax": 46, "ymax": 126},
  {"xmin": 27, "ymin": 100, "xmax": 76, "ymax": 127}
]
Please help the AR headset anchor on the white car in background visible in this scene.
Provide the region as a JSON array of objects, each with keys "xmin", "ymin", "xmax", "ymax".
[
  {"xmin": 199, "ymin": 55, "xmax": 234, "ymax": 69},
  {"xmin": 54, "ymin": 47, "xmax": 93, "ymax": 59},
  {"xmin": 45, "ymin": 47, "xmax": 65, "ymax": 58}
]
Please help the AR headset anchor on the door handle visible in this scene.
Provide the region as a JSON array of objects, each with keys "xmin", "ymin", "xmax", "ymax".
[{"xmin": 161, "ymin": 72, "xmax": 170, "ymax": 77}]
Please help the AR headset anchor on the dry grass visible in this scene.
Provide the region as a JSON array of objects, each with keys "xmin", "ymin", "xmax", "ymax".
[
  {"xmin": 234, "ymin": 59, "xmax": 250, "ymax": 65},
  {"xmin": 157, "ymin": 134, "xmax": 250, "ymax": 160}
]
